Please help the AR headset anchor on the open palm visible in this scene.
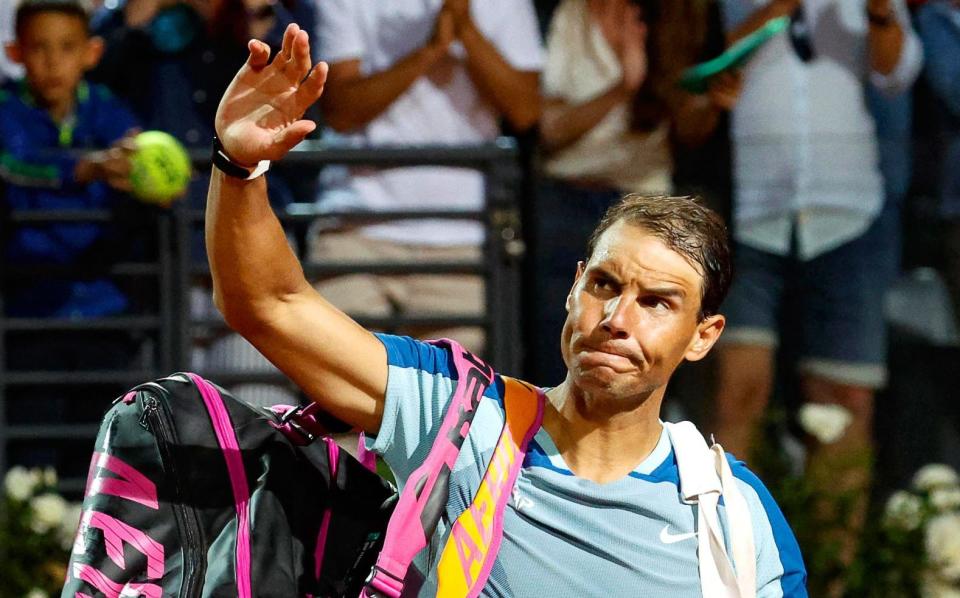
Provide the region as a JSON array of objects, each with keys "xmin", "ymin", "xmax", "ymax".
[{"xmin": 215, "ymin": 24, "xmax": 328, "ymax": 166}]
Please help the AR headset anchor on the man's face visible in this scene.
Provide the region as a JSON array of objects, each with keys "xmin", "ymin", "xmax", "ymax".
[
  {"xmin": 10, "ymin": 14, "xmax": 100, "ymax": 110},
  {"xmin": 560, "ymin": 221, "xmax": 724, "ymax": 403}
]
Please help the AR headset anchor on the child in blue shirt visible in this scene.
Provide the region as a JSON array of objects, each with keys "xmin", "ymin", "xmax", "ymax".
[{"xmin": 1, "ymin": 0, "xmax": 140, "ymax": 317}]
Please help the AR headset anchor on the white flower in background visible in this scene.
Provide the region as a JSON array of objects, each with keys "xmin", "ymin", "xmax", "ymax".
[
  {"xmin": 58, "ymin": 503, "xmax": 84, "ymax": 550},
  {"xmin": 884, "ymin": 490, "xmax": 924, "ymax": 531},
  {"xmin": 915, "ymin": 464, "xmax": 960, "ymax": 493},
  {"xmin": 922, "ymin": 575, "xmax": 960, "ymax": 598},
  {"xmin": 932, "ymin": 487, "xmax": 960, "ymax": 513},
  {"xmin": 29, "ymin": 493, "xmax": 68, "ymax": 534},
  {"xmin": 24, "ymin": 589, "xmax": 48, "ymax": 598},
  {"xmin": 926, "ymin": 513, "xmax": 960, "ymax": 582},
  {"xmin": 4, "ymin": 466, "xmax": 38, "ymax": 501},
  {"xmin": 42, "ymin": 466, "xmax": 57, "ymax": 487},
  {"xmin": 797, "ymin": 403, "xmax": 853, "ymax": 444}
]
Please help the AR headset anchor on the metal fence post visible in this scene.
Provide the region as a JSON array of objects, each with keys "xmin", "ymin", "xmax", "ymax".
[
  {"xmin": 157, "ymin": 212, "xmax": 175, "ymax": 374},
  {"xmin": 484, "ymin": 138, "xmax": 524, "ymax": 374}
]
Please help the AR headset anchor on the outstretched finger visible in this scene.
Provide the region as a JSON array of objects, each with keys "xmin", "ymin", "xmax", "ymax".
[
  {"xmin": 270, "ymin": 120, "xmax": 316, "ymax": 158},
  {"xmin": 279, "ymin": 23, "xmax": 299, "ymax": 63},
  {"xmin": 294, "ymin": 61, "xmax": 328, "ymax": 111},
  {"xmin": 290, "ymin": 28, "xmax": 312, "ymax": 82},
  {"xmin": 246, "ymin": 39, "xmax": 271, "ymax": 71}
]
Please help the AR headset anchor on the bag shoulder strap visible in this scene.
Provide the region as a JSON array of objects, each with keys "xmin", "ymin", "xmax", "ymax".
[
  {"xmin": 663, "ymin": 421, "xmax": 757, "ymax": 598},
  {"xmin": 434, "ymin": 376, "xmax": 544, "ymax": 598},
  {"xmin": 362, "ymin": 339, "xmax": 496, "ymax": 598}
]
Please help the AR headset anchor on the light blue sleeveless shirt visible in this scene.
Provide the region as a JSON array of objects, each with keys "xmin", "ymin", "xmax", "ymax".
[{"xmin": 366, "ymin": 334, "xmax": 807, "ymax": 597}]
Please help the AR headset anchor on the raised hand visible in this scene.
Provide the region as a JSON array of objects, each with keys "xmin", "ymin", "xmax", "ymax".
[
  {"xmin": 430, "ymin": 6, "xmax": 456, "ymax": 55},
  {"xmin": 442, "ymin": 0, "xmax": 471, "ymax": 32},
  {"xmin": 592, "ymin": 0, "xmax": 627, "ymax": 55},
  {"xmin": 590, "ymin": 0, "xmax": 648, "ymax": 94},
  {"xmin": 707, "ymin": 72, "xmax": 743, "ymax": 111},
  {"xmin": 214, "ymin": 24, "xmax": 328, "ymax": 167},
  {"xmin": 618, "ymin": 4, "xmax": 648, "ymax": 94}
]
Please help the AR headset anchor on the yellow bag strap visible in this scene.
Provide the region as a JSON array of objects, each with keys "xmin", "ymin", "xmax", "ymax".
[{"xmin": 435, "ymin": 376, "xmax": 545, "ymax": 597}]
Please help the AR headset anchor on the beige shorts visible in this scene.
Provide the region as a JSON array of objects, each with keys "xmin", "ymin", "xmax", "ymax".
[{"xmin": 308, "ymin": 229, "xmax": 486, "ymax": 354}]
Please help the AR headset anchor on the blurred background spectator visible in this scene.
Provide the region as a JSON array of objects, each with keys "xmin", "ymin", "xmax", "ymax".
[
  {"xmin": 90, "ymin": 0, "xmax": 315, "ymax": 146},
  {"xmin": 711, "ymin": 0, "xmax": 922, "ymax": 591},
  {"xmin": 308, "ymin": 0, "xmax": 543, "ymax": 355},
  {"xmin": 914, "ymin": 0, "xmax": 960, "ymax": 327},
  {"xmin": 1, "ymin": 0, "xmax": 153, "ymax": 476},
  {"xmin": 88, "ymin": 0, "xmax": 319, "ymax": 404},
  {"xmin": 529, "ymin": 0, "xmax": 741, "ymax": 384}
]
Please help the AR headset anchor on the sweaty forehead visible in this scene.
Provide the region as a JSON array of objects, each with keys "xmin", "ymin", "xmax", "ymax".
[{"xmin": 588, "ymin": 222, "xmax": 703, "ymax": 292}]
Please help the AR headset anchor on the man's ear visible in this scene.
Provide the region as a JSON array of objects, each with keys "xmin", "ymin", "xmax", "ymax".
[
  {"xmin": 5, "ymin": 42, "xmax": 22, "ymax": 65},
  {"xmin": 565, "ymin": 261, "xmax": 586, "ymax": 312},
  {"xmin": 684, "ymin": 314, "xmax": 725, "ymax": 362},
  {"xmin": 83, "ymin": 36, "xmax": 105, "ymax": 70}
]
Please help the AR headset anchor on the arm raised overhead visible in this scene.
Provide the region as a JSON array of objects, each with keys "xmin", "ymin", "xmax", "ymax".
[{"xmin": 206, "ymin": 24, "xmax": 387, "ymax": 433}]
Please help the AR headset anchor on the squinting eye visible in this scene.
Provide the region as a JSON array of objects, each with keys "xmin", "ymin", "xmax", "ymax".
[{"xmin": 642, "ymin": 297, "xmax": 670, "ymax": 311}]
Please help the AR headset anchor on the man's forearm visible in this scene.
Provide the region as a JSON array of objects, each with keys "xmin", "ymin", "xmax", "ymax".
[
  {"xmin": 322, "ymin": 47, "xmax": 443, "ymax": 132},
  {"xmin": 868, "ymin": 19, "xmax": 905, "ymax": 75},
  {"xmin": 459, "ymin": 21, "xmax": 540, "ymax": 131},
  {"xmin": 205, "ymin": 170, "xmax": 310, "ymax": 329},
  {"xmin": 540, "ymin": 85, "xmax": 631, "ymax": 153}
]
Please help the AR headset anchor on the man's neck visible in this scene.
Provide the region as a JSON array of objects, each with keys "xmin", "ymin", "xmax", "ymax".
[{"xmin": 542, "ymin": 380, "xmax": 665, "ymax": 484}]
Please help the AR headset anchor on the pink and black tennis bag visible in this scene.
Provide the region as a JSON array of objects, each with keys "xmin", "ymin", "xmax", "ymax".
[
  {"xmin": 61, "ymin": 370, "xmax": 395, "ymax": 597},
  {"xmin": 62, "ymin": 339, "xmax": 535, "ymax": 598}
]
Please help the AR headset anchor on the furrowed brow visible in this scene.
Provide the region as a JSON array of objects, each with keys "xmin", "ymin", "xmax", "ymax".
[{"xmin": 643, "ymin": 285, "xmax": 687, "ymax": 299}]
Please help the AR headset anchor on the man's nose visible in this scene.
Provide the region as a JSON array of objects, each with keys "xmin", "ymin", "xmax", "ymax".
[{"xmin": 600, "ymin": 295, "xmax": 634, "ymax": 339}]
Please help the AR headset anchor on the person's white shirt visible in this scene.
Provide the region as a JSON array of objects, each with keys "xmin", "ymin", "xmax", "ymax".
[
  {"xmin": 541, "ymin": 0, "xmax": 673, "ymax": 195},
  {"xmin": 0, "ymin": 0, "xmax": 24, "ymax": 83},
  {"xmin": 316, "ymin": 0, "xmax": 543, "ymax": 246},
  {"xmin": 721, "ymin": 0, "xmax": 922, "ymax": 259}
]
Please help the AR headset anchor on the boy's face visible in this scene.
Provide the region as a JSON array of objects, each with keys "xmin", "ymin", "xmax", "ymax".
[{"xmin": 6, "ymin": 13, "xmax": 102, "ymax": 110}]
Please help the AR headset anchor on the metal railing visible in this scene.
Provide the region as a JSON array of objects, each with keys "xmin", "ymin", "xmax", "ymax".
[{"xmin": 0, "ymin": 139, "xmax": 523, "ymax": 493}]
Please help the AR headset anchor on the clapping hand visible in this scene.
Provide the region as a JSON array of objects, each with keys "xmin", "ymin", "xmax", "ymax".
[
  {"xmin": 707, "ymin": 72, "xmax": 743, "ymax": 111},
  {"xmin": 592, "ymin": 0, "xmax": 648, "ymax": 94},
  {"xmin": 214, "ymin": 24, "xmax": 328, "ymax": 168}
]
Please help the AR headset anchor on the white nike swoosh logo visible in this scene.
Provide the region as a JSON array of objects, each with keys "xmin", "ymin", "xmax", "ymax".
[{"xmin": 659, "ymin": 525, "xmax": 698, "ymax": 544}]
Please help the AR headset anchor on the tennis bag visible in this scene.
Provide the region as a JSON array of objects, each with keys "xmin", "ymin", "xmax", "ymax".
[{"xmin": 62, "ymin": 371, "xmax": 396, "ymax": 598}]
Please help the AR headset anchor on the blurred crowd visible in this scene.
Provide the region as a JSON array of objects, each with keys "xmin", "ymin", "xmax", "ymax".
[{"xmin": 1, "ymin": 0, "xmax": 959, "ymax": 593}]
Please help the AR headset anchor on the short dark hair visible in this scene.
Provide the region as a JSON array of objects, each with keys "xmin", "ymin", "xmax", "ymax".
[
  {"xmin": 586, "ymin": 195, "xmax": 732, "ymax": 320},
  {"xmin": 15, "ymin": 0, "xmax": 91, "ymax": 38}
]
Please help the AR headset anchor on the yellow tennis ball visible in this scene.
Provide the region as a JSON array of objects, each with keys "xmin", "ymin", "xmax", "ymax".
[{"xmin": 129, "ymin": 131, "xmax": 192, "ymax": 205}]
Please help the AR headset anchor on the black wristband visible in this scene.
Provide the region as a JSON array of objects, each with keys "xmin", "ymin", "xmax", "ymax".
[{"xmin": 212, "ymin": 135, "xmax": 269, "ymax": 180}]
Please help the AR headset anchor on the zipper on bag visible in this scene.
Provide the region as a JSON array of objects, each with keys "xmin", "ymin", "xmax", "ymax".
[{"xmin": 138, "ymin": 388, "xmax": 207, "ymax": 598}]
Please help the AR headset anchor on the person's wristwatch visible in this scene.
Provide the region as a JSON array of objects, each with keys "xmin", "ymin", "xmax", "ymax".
[{"xmin": 212, "ymin": 135, "xmax": 271, "ymax": 180}]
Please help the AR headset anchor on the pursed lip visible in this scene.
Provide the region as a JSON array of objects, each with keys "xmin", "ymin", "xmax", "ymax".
[{"xmin": 578, "ymin": 344, "xmax": 641, "ymax": 370}]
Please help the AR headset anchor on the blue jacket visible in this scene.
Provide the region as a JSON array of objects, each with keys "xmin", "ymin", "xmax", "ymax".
[{"xmin": 0, "ymin": 79, "xmax": 140, "ymax": 317}]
